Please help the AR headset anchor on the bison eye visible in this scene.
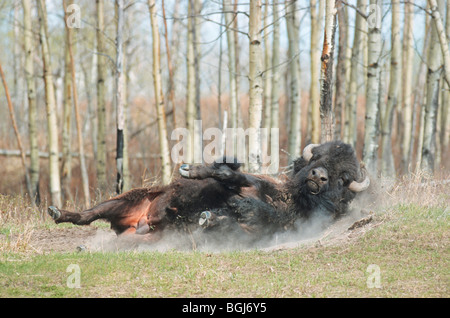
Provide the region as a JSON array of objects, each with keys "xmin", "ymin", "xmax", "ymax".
[{"xmin": 337, "ymin": 178, "xmax": 344, "ymax": 188}]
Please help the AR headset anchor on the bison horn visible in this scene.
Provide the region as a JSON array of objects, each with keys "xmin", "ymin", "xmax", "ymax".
[
  {"xmin": 348, "ymin": 165, "xmax": 370, "ymax": 192},
  {"xmin": 302, "ymin": 144, "xmax": 320, "ymax": 161}
]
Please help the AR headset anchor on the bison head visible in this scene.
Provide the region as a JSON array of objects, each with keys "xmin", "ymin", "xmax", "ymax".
[{"xmin": 289, "ymin": 141, "xmax": 370, "ymax": 218}]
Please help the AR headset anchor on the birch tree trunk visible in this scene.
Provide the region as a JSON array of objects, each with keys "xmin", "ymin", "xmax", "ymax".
[
  {"xmin": 440, "ymin": 0, "xmax": 450, "ymax": 159},
  {"xmin": 248, "ymin": 0, "xmax": 263, "ymax": 173},
  {"xmin": 96, "ymin": 0, "xmax": 107, "ymax": 192},
  {"xmin": 161, "ymin": 0, "xmax": 177, "ymax": 129},
  {"xmin": 319, "ymin": 0, "xmax": 337, "ymax": 143},
  {"xmin": 115, "ymin": 0, "xmax": 126, "ymax": 194},
  {"xmin": 224, "ymin": 0, "xmax": 238, "ymax": 130},
  {"xmin": 122, "ymin": 48, "xmax": 130, "ymax": 192},
  {"xmin": 61, "ymin": 0, "xmax": 73, "ymax": 203},
  {"xmin": 263, "ymin": 0, "xmax": 271, "ymax": 131},
  {"xmin": 270, "ymin": 2, "xmax": 280, "ymax": 170},
  {"xmin": 233, "ymin": 0, "xmax": 242, "ymax": 129},
  {"xmin": 362, "ymin": 0, "xmax": 382, "ymax": 176},
  {"xmin": 310, "ymin": 0, "xmax": 323, "ymax": 144},
  {"xmin": 64, "ymin": 0, "xmax": 90, "ymax": 207},
  {"xmin": 411, "ymin": 19, "xmax": 431, "ymax": 171},
  {"xmin": 380, "ymin": 0, "xmax": 401, "ymax": 177},
  {"xmin": 22, "ymin": 0, "xmax": 40, "ymax": 204},
  {"xmin": 193, "ymin": 0, "xmax": 202, "ymax": 123},
  {"xmin": 344, "ymin": 0, "xmax": 366, "ymax": 146},
  {"xmin": 149, "ymin": 0, "xmax": 172, "ymax": 185},
  {"xmin": 13, "ymin": 1, "xmax": 21, "ymax": 116},
  {"xmin": 400, "ymin": 0, "xmax": 415, "ymax": 172},
  {"xmin": 334, "ymin": 0, "xmax": 348, "ymax": 140},
  {"xmin": 186, "ymin": 0, "xmax": 196, "ymax": 163},
  {"xmin": 286, "ymin": 0, "xmax": 302, "ymax": 160},
  {"xmin": 37, "ymin": 0, "xmax": 62, "ymax": 207},
  {"xmin": 421, "ymin": 0, "xmax": 444, "ymax": 173},
  {"xmin": 428, "ymin": 0, "xmax": 450, "ymax": 89}
]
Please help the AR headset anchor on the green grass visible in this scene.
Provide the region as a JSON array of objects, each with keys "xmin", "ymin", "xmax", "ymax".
[{"xmin": 0, "ymin": 201, "xmax": 448, "ymax": 297}]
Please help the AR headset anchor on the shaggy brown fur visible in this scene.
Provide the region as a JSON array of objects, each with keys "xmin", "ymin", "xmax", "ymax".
[{"xmin": 47, "ymin": 141, "xmax": 370, "ymax": 243}]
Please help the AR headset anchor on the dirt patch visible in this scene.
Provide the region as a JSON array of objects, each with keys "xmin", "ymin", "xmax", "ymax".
[
  {"xmin": 28, "ymin": 226, "xmax": 100, "ymax": 253},
  {"xmin": 19, "ymin": 208, "xmax": 380, "ymax": 254}
]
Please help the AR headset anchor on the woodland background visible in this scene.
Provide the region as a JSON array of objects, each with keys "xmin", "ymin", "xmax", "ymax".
[{"xmin": 0, "ymin": 0, "xmax": 449, "ymax": 209}]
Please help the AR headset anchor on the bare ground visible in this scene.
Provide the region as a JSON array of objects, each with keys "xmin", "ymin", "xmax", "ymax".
[{"xmin": 12, "ymin": 207, "xmax": 379, "ymax": 254}]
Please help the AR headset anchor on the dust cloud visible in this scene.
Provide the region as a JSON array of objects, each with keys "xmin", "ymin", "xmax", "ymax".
[
  {"xmin": 84, "ymin": 202, "xmax": 375, "ymax": 253},
  {"xmin": 82, "ymin": 179, "xmax": 384, "ymax": 253}
]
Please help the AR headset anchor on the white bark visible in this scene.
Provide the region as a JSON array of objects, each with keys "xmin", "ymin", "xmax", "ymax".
[
  {"xmin": 401, "ymin": 0, "xmax": 415, "ymax": 170},
  {"xmin": 270, "ymin": 2, "xmax": 280, "ymax": 171},
  {"xmin": 344, "ymin": 0, "xmax": 367, "ymax": 146},
  {"xmin": 248, "ymin": 0, "xmax": 263, "ymax": 173},
  {"xmin": 319, "ymin": 0, "xmax": 338, "ymax": 143},
  {"xmin": 224, "ymin": 0, "xmax": 238, "ymax": 130},
  {"xmin": 149, "ymin": 0, "xmax": 172, "ymax": 185},
  {"xmin": 380, "ymin": 0, "xmax": 401, "ymax": 177},
  {"xmin": 421, "ymin": 0, "xmax": 444, "ymax": 173},
  {"xmin": 96, "ymin": 0, "xmax": 107, "ymax": 191},
  {"xmin": 186, "ymin": 0, "xmax": 196, "ymax": 163},
  {"xmin": 115, "ymin": 0, "xmax": 125, "ymax": 193},
  {"xmin": 310, "ymin": 0, "xmax": 323, "ymax": 144},
  {"xmin": 362, "ymin": 0, "xmax": 382, "ymax": 176},
  {"xmin": 37, "ymin": 0, "xmax": 61, "ymax": 207},
  {"xmin": 428, "ymin": 0, "xmax": 450, "ymax": 89},
  {"xmin": 22, "ymin": 0, "xmax": 40, "ymax": 203},
  {"xmin": 286, "ymin": 0, "xmax": 301, "ymax": 160},
  {"xmin": 263, "ymin": 0, "xmax": 271, "ymax": 131}
]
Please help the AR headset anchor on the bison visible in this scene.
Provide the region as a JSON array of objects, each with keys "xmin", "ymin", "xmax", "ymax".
[{"xmin": 47, "ymin": 141, "xmax": 370, "ymax": 247}]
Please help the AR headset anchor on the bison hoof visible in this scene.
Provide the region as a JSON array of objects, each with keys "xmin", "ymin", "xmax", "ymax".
[
  {"xmin": 47, "ymin": 206, "xmax": 61, "ymax": 221},
  {"xmin": 179, "ymin": 164, "xmax": 190, "ymax": 178},
  {"xmin": 199, "ymin": 211, "xmax": 212, "ymax": 227}
]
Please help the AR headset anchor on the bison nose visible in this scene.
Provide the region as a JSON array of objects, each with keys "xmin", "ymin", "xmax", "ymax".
[{"xmin": 310, "ymin": 167, "xmax": 328, "ymax": 183}]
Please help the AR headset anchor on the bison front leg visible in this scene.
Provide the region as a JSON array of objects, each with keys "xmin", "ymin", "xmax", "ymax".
[{"xmin": 179, "ymin": 159, "xmax": 254, "ymax": 189}]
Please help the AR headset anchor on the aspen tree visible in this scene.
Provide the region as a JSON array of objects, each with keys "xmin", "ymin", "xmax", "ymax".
[
  {"xmin": 286, "ymin": 0, "xmax": 302, "ymax": 160},
  {"xmin": 421, "ymin": 0, "xmax": 444, "ymax": 173},
  {"xmin": 380, "ymin": 0, "xmax": 401, "ymax": 176},
  {"xmin": 362, "ymin": 0, "xmax": 382, "ymax": 176},
  {"xmin": 248, "ymin": 0, "xmax": 263, "ymax": 173},
  {"xmin": 22, "ymin": 0, "xmax": 40, "ymax": 204},
  {"xmin": 37, "ymin": 0, "xmax": 62, "ymax": 207},
  {"xmin": 319, "ymin": 0, "xmax": 338, "ymax": 143},
  {"xmin": 149, "ymin": 0, "xmax": 172, "ymax": 185},
  {"xmin": 96, "ymin": 0, "xmax": 107, "ymax": 191},
  {"xmin": 64, "ymin": 0, "xmax": 90, "ymax": 206}
]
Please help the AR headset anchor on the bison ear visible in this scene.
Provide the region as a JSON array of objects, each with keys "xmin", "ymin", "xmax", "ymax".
[
  {"xmin": 292, "ymin": 157, "xmax": 308, "ymax": 175},
  {"xmin": 214, "ymin": 156, "xmax": 242, "ymax": 171}
]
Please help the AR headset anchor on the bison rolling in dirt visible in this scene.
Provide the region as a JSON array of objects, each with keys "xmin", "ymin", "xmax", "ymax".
[{"xmin": 47, "ymin": 141, "xmax": 370, "ymax": 245}]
